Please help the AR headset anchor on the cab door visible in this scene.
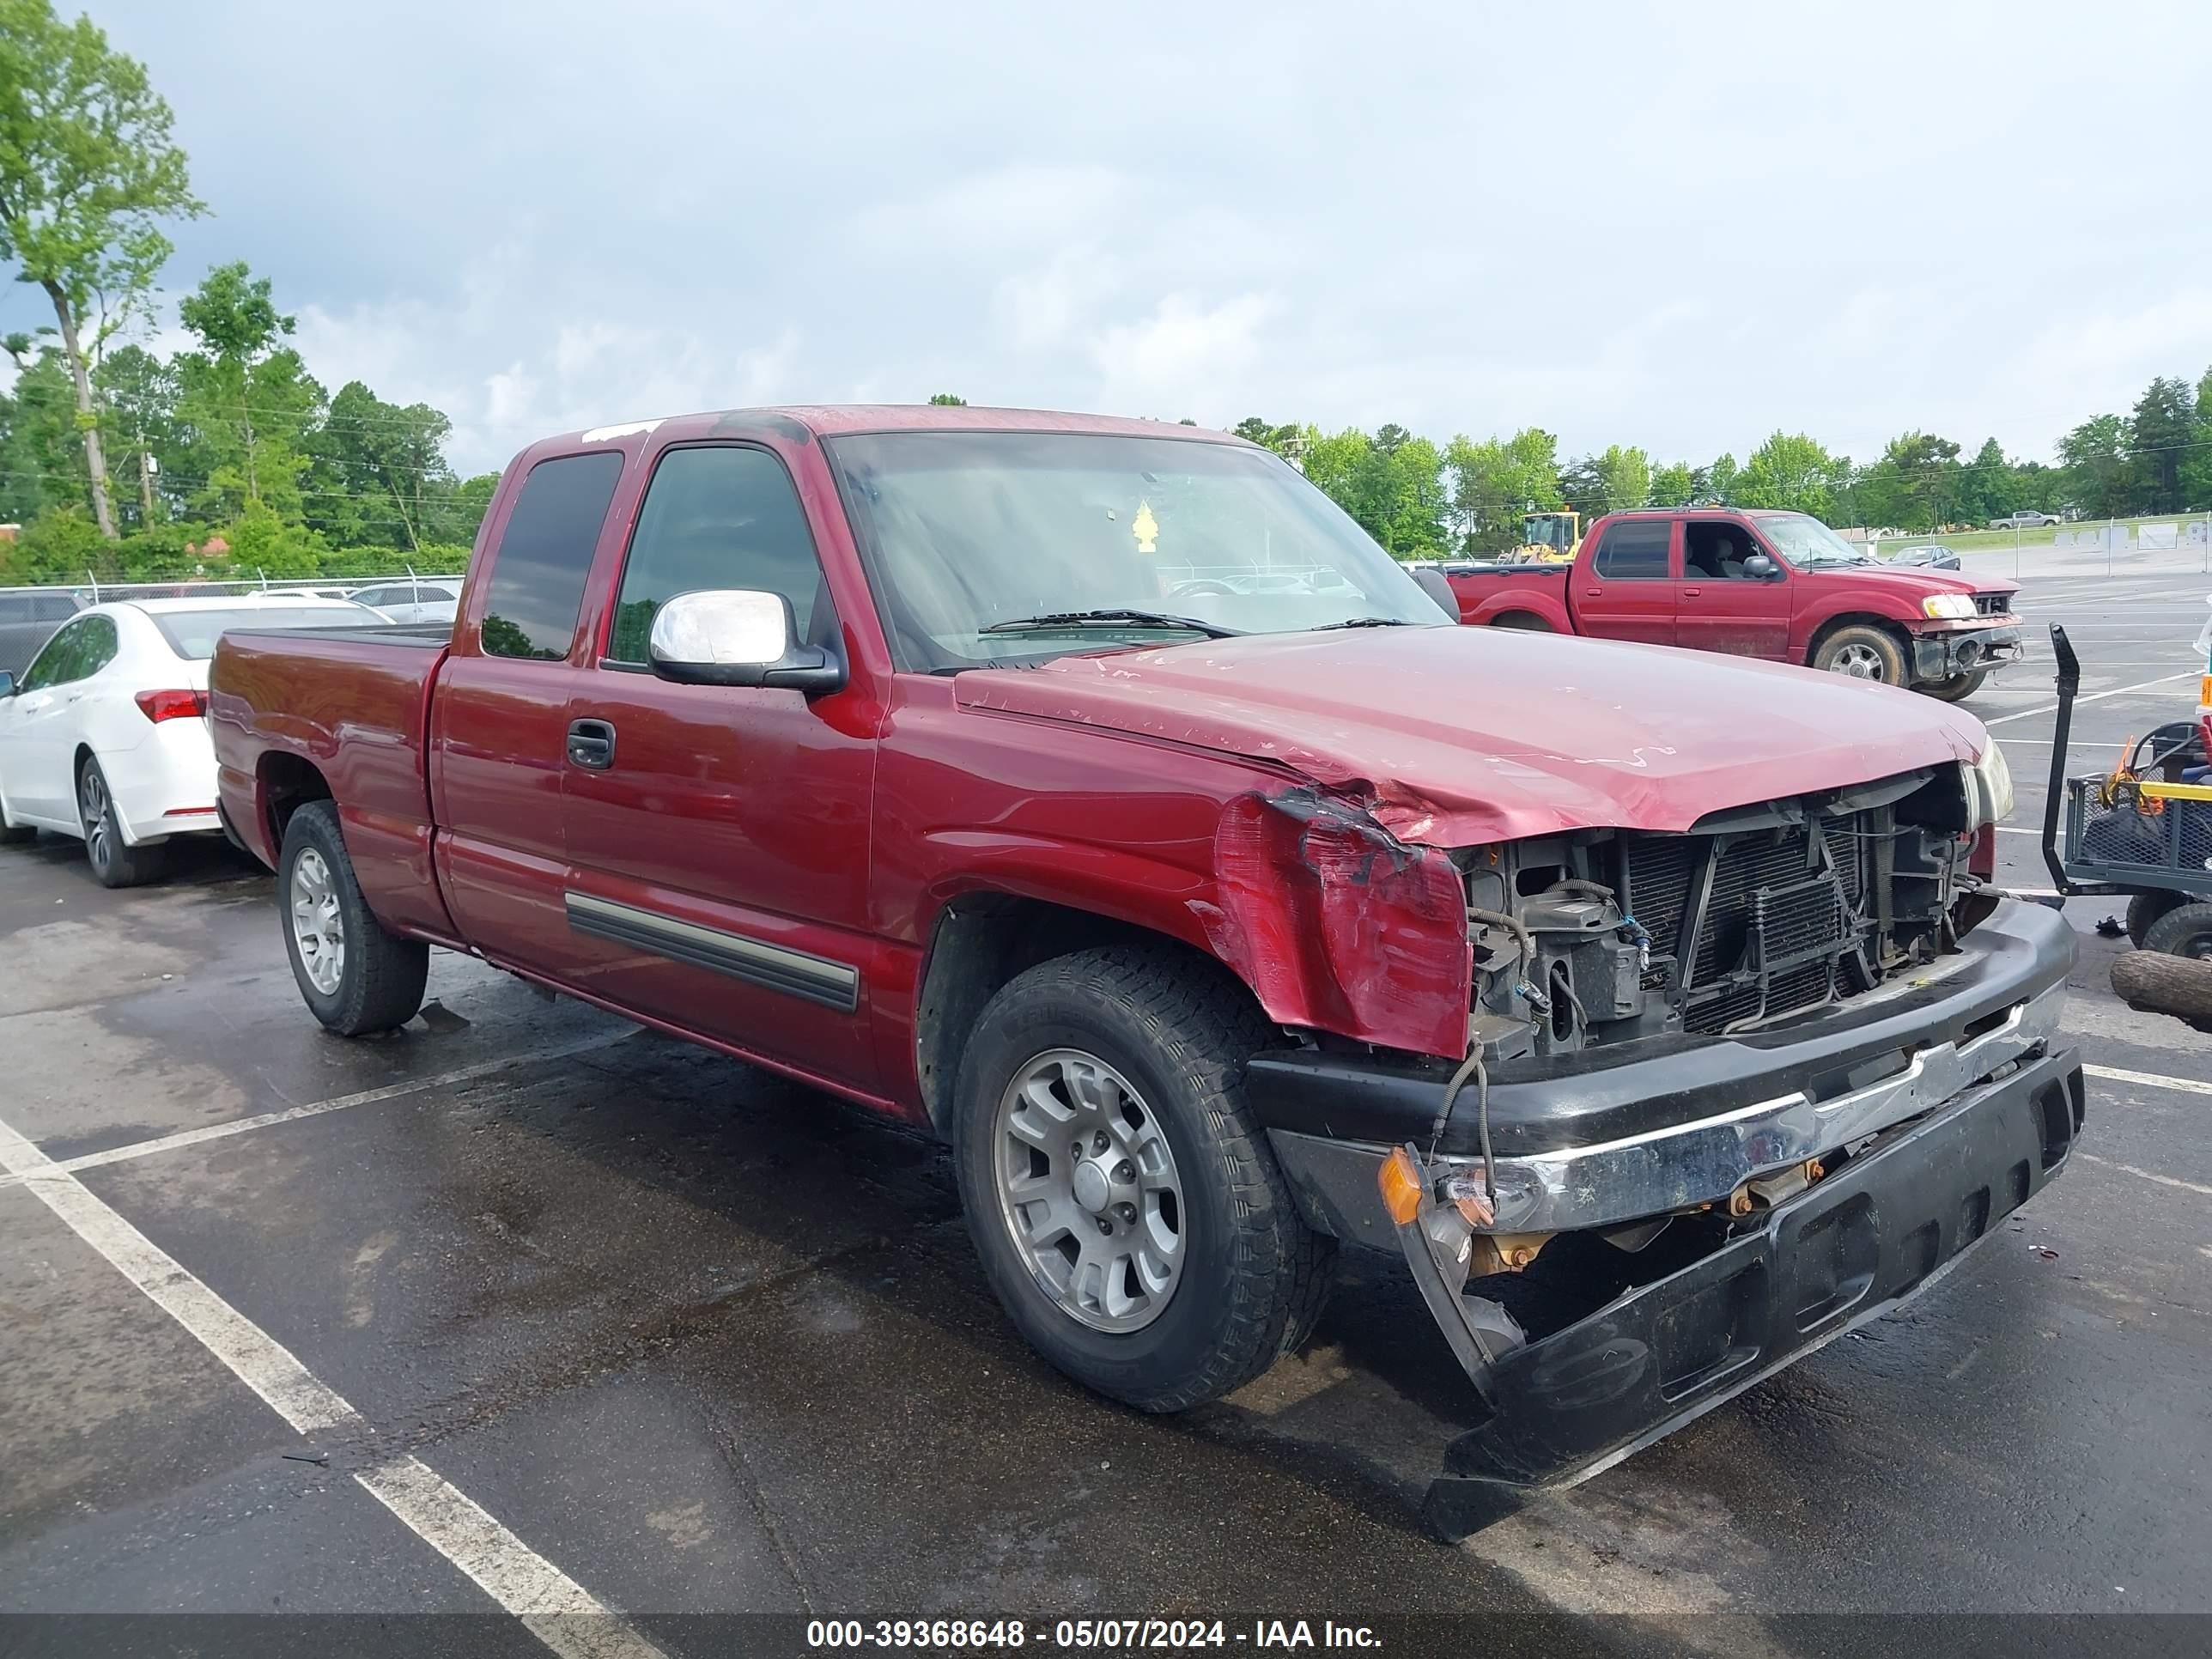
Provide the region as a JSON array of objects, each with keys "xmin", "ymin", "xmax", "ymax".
[
  {"xmin": 1572, "ymin": 519, "xmax": 1677, "ymax": 645},
  {"xmin": 558, "ymin": 441, "xmax": 881, "ymax": 1094},
  {"xmin": 1676, "ymin": 518, "xmax": 1793, "ymax": 659},
  {"xmin": 0, "ymin": 616, "xmax": 104, "ymax": 823},
  {"xmin": 428, "ymin": 449, "xmax": 632, "ymax": 973}
]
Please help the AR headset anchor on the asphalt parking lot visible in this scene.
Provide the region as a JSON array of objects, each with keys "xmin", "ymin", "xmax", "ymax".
[{"xmin": 3, "ymin": 564, "xmax": 2209, "ymax": 1654}]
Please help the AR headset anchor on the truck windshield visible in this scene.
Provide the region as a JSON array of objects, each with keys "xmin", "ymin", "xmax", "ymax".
[
  {"xmin": 825, "ymin": 431, "xmax": 1443, "ymax": 671},
  {"xmin": 1752, "ymin": 512, "xmax": 1875, "ymax": 568}
]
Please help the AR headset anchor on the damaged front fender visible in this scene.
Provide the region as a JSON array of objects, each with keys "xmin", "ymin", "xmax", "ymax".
[{"xmin": 1193, "ymin": 785, "xmax": 1473, "ymax": 1060}]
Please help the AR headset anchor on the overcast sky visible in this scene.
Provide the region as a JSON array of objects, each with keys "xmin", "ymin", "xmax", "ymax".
[{"xmin": 24, "ymin": 0, "xmax": 2212, "ymax": 476}]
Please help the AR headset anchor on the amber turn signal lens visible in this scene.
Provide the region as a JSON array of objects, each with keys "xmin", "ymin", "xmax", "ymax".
[{"xmin": 1378, "ymin": 1146, "xmax": 1425, "ymax": 1225}]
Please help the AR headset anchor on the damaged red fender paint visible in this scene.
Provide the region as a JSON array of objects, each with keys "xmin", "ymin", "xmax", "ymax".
[{"xmin": 1194, "ymin": 786, "xmax": 1473, "ymax": 1060}]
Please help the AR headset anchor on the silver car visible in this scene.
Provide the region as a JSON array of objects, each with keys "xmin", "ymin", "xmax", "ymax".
[{"xmin": 346, "ymin": 577, "xmax": 463, "ymax": 627}]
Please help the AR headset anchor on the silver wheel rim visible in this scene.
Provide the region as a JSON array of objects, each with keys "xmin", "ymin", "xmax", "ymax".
[
  {"xmin": 290, "ymin": 848, "xmax": 346, "ymax": 995},
  {"xmin": 993, "ymin": 1048, "xmax": 1185, "ymax": 1334},
  {"xmin": 79, "ymin": 767, "xmax": 110, "ymax": 869},
  {"xmin": 1829, "ymin": 641, "xmax": 1888, "ymax": 680}
]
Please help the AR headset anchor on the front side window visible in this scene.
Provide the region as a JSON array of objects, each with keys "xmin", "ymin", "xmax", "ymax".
[
  {"xmin": 608, "ymin": 446, "xmax": 829, "ymax": 665},
  {"xmin": 479, "ymin": 452, "xmax": 627, "ymax": 660},
  {"xmin": 826, "ymin": 431, "xmax": 1440, "ymax": 672},
  {"xmin": 20, "ymin": 617, "xmax": 94, "ymax": 690},
  {"xmin": 1593, "ymin": 520, "xmax": 1671, "ymax": 580}
]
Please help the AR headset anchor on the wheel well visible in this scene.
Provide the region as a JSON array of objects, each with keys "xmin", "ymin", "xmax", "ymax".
[
  {"xmin": 258, "ymin": 752, "xmax": 333, "ymax": 847},
  {"xmin": 1490, "ymin": 610, "xmax": 1554, "ymax": 631},
  {"xmin": 911, "ymin": 895, "xmax": 1258, "ymax": 1134},
  {"xmin": 1808, "ymin": 612, "xmax": 1911, "ymax": 664},
  {"xmin": 72, "ymin": 742, "xmax": 94, "ymax": 784}
]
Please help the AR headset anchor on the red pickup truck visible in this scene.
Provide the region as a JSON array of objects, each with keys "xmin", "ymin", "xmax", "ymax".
[
  {"xmin": 1443, "ymin": 507, "xmax": 2023, "ymax": 701},
  {"xmin": 209, "ymin": 406, "xmax": 2080, "ymax": 1537}
]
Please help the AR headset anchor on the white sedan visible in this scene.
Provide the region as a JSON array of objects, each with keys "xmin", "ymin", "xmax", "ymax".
[
  {"xmin": 346, "ymin": 577, "xmax": 462, "ymax": 626},
  {"xmin": 0, "ymin": 594, "xmax": 383, "ymax": 886}
]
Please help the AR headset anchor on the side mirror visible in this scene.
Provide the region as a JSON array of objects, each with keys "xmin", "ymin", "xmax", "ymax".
[
  {"xmin": 0, "ymin": 671, "xmax": 13, "ymax": 698},
  {"xmin": 647, "ymin": 589, "xmax": 846, "ymax": 696},
  {"xmin": 1409, "ymin": 567, "xmax": 1462, "ymax": 622},
  {"xmin": 1743, "ymin": 553, "xmax": 1779, "ymax": 580}
]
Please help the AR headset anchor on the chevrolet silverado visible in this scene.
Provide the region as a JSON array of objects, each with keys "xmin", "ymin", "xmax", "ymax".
[{"xmin": 209, "ymin": 406, "xmax": 2081, "ymax": 1536}]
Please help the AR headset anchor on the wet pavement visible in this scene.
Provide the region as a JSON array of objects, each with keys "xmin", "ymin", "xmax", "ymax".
[{"xmin": 2, "ymin": 569, "xmax": 2209, "ymax": 1653}]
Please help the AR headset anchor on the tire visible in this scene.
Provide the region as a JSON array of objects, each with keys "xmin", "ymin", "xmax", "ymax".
[
  {"xmin": 2141, "ymin": 901, "xmax": 2212, "ymax": 962},
  {"xmin": 1923, "ymin": 669, "xmax": 1990, "ymax": 703},
  {"xmin": 1491, "ymin": 612, "xmax": 1553, "ymax": 632},
  {"xmin": 951, "ymin": 945, "xmax": 1334, "ymax": 1413},
  {"xmin": 1812, "ymin": 623, "xmax": 1908, "ymax": 685},
  {"xmin": 77, "ymin": 757, "xmax": 169, "ymax": 888},
  {"xmin": 277, "ymin": 800, "xmax": 429, "ymax": 1035},
  {"xmin": 2127, "ymin": 890, "xmax": 2186, "ymax": 950}
]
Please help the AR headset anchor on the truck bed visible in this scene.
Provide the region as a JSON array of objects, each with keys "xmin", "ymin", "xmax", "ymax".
[{"xmin": 210, "ymin": 626, "xmax": 454, "ymax": 939}]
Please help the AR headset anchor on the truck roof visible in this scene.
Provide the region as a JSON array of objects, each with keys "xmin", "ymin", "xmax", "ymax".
[{"xmin": 514, "ymin": 404, "xmax": 1249, "ymax": 468}]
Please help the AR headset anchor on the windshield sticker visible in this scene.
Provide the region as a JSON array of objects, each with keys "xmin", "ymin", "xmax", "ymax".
[{"xmin": 1133, "ymin": 501, "xmax": 1160, "ymax": 554}]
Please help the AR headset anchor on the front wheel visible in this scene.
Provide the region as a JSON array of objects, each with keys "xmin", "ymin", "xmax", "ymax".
[
  {"xmin": 1812, "ymin": 623, "xmax": 1907, "ymax": 685},
  {"xmin": 278, "ymin": 800, "xmax": 428, "ymax": 1035},
  {"xmin": 951, "ymin": 945, "xmax": 1334, "ymax": 1413},
  {"xmin": 79, "ymin": 757, "xmax": 169, "ymax": 888},
  {"xmin": 1922, "ymin": 669, "xmax": 1990, "ymax": 702}
]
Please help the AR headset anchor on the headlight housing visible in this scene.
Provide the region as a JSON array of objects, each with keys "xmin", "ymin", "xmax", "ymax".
[
  {"xmin": 1964, "ymin": 740, "xmax": 2014, "ymax": 826},
  {"xmin": 1923, "ymin": 593, "xmax": 1977, "ymax": 621}
]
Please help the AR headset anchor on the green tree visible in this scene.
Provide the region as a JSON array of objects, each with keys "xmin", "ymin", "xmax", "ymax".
[
  {"xmin": 1297, "ymin": 424, "xmax": 1447, "ymax": 556},
  {"xmin": 1735, "ymin": 432, "xmax": 1844, "ymax": 520},
  {"xmin": 2125, "ymin": 374, "xmax": 2198, "ymax": 514},
  {"xmin": 1593, "ymin": 445, "xmax": 1650, "ymax": 514},
  {"xmin": 94, "ymin": 341, "xmax": 180, "ymax": 529},
  {"xmin": 1954, "ymin": 436, "xmax": 2014, "ymax": 526},
  {"xmin": 0, "ymin": 338, "xmax": 82, "ymax": 522},
  {"xmin": 1856, "ymin": 431, "xmax": 1960, "ymax": 530},
  {"xmin": 1443, "ymin": 428, "xmax": 1561, "ymax": 552},
  {"xmin": 1231, "ymin": 416, "xmax": 1301, "ymax": 454},
  {"xmin": 2183, "ymin": 366, "xmax": 2212, "ymax": 508},
  {"xmin": 173, "ymin": 261, "xmax": 325, "ymax": 524},
  {"xmin": 1705, "ymin": 453, "xmax": 1739, "ymax": 502},
  {"xmin": 0, "ymin": 1, "xmax": 203, "ymax": 538},
  {"xmin": 927, "ymin": 392, "xmax": 966, "ymax": 405},
  {"xmin": 308, "ymin": 380, "xmax": 456, "ymax": 550},
  {"xmin": 1648, "ymin": 461, "xmax": 1698, "ymax": 507},
  {"xmin": 2057, "ymin": 413, "xmax": 2130, "ymax": 518}
]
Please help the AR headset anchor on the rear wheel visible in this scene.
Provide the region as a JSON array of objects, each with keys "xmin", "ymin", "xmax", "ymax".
[
  {"xmin": 78, "ymin": 757, "xmax": 169, "ymax": 888},
  {"xmin": 951, "ymin": 945, "xmax": 1334, "ymax": 1413},
  {"xmin": 2142, "ymin": 901, "xmax": 2212, "ymax": 961},
  {"xmin": 278, "ymin": 800, "xmax": 428, "ymax": 1035},
  {"xmin": 1813, "ymin": 623, "xmax": 1907, "ymax": 686},
  {"xmin": 2127, "ymin": 890, "xmax": 2186, "ymax": 949},
  {"xmin": 1923, "ymin": 669, "xmax": 1990, "ymax": 703}
]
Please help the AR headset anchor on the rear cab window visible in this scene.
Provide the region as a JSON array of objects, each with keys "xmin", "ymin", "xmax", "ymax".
[
  {"xmin": 477, "ymin": 453, "xmax": 628, "ymax": 660},
  {"xmin": 1591, "ymin": 520, "xmax": 1673, "ymax": 580}
]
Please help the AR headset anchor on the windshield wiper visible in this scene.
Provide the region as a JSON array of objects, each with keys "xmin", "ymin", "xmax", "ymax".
[
  {"xmin": 1312, "ymin": 616, "xmax": 1414, "ymax": 630},
  {"xmin": 981, "ymin": 609, "xmax": 1243, "ymax": 639}
]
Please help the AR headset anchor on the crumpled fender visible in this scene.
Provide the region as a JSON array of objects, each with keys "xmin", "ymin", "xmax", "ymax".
[{"xmin": 1192, "ymin": 785, "xmax": 1472, "ymax": 1060}]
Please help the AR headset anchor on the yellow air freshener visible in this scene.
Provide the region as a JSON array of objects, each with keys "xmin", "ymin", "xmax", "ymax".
[{"xmin": 1132, "ymin": 501, "xmax": 1159, "ymax": 554}]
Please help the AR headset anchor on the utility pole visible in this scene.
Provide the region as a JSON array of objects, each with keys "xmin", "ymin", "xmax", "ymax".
[{"xmin": 137, "ymin": 427, "xmax": 157, "ymax": 523}]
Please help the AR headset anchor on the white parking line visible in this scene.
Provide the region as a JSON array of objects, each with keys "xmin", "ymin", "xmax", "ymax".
[
  {"xmin": 0, "ymin": 1110, "xmax": 666, "ymax": 1658},
  {"xmin": 2078, "ymin": 1152, "xmax": 2212, "ymax": 1198},
  {"xmin": 1984, "ymin": 671, "xmax": 2201, "ymax": 727},
  {"xmin": 0, "ymin": 1030, "xmax": 635, "ymax": 1191},
  {"xmin": 2083, "ymin": 1063, "xmax": 2212, "ymax": 1098}
]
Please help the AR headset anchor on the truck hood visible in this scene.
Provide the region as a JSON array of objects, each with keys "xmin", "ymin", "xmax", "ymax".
[
  {"xmin": 957, "ymin": 625, "xmax": 1990, "ymax": 847},
  {"xmin": 1803, "ymin": 562, "xmax": 2016, "ymax": 602}
]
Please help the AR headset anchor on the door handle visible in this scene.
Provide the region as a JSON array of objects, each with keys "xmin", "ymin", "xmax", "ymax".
[
  {"xmin": 1681, "ymin": 586, "xmax": 1702, "ymax": 598},
  {"xmin": 567, "ymin": 718, "xmax": 617, "ymax": 770}
]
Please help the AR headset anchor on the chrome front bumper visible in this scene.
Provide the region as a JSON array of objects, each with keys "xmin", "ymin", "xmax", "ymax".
[{"xmin": 1267, "ymin": 981, "xmax": 2066, "ymax": 1243}]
